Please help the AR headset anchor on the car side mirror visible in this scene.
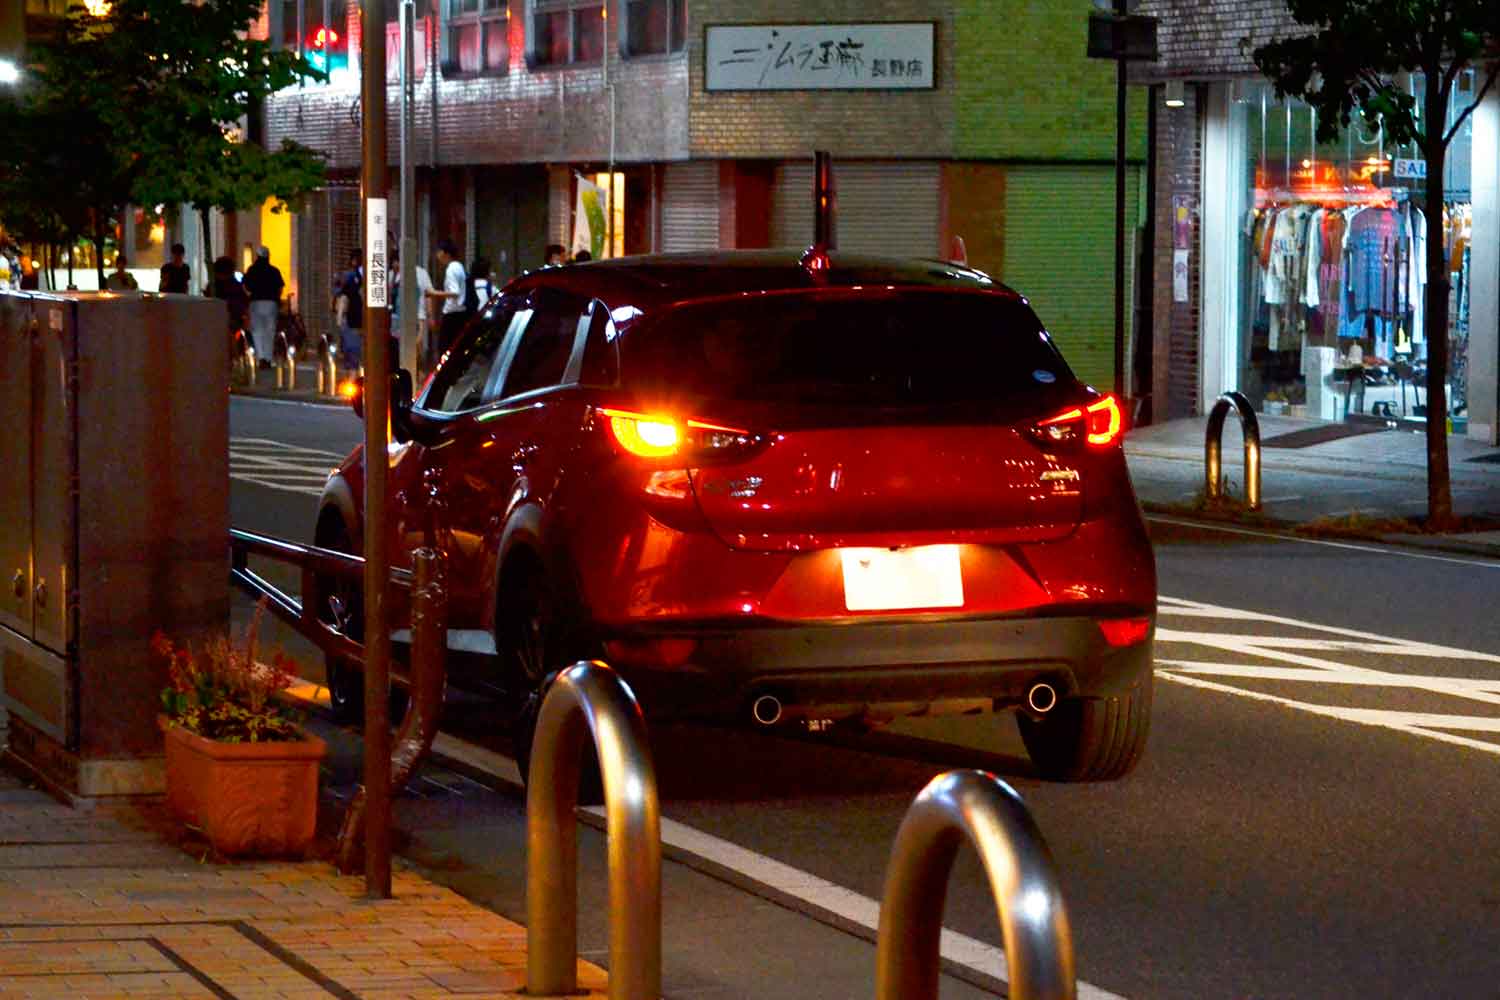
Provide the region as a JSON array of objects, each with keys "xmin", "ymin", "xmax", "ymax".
[
  {"xmin": 349, "ymin": 375, "xmax": 364, "ymax": 420},
  {"xmin": 392, "ymin": 368, "xmax": 415, "ymax": 444}
]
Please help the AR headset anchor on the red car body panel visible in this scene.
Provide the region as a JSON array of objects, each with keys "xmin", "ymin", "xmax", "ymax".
[{"xmin": 317, "ymin": 251, "xmax": 1156, "ymax": 722}]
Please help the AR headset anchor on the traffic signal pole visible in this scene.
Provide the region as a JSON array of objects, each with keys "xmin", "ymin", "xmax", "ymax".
[{"xmin": 359, "ymin": 0, "xmax": 392, "ymax": 901}]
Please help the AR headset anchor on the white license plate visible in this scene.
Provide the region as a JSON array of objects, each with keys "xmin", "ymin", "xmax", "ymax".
[{"xmin": 840, "ymin": 545, "xmax": 964, "ymax": 612}]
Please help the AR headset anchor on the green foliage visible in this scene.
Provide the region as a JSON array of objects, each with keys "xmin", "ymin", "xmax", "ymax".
[
  {"xmin": 155, "ymin": 601, "xmax": 303, "ymax": 744},
  {"xmin": 0, "ymin": 0, "xmax": 327, "ymax": 261},
  {"xmin": 1253, "ymin": 1, "xmax": 1500, "ymax": 150}
]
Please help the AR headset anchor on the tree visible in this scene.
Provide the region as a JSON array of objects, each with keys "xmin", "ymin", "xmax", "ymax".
[
  {"xmin": 1255, "ymin": 1, "xmax": 1500, "ymax": 527},
  {"xmin": 0, "ymin": 0, "xmax": 326, "ymax": 287}
]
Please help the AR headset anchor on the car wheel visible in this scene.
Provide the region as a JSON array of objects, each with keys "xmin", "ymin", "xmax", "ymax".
[
  {"xmin": 496, "ymin": 560, "xmax": 600, "ymax": 798},
  {"xmin": 316, "ymin": 518, "xmax": 365, "ymax": 724},
  {"xmin": 1016, "ymin": 672, "xmax": 1153, "ymax": 782}
]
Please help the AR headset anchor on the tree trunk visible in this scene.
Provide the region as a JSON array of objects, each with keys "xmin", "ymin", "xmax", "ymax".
[
  {"xmin": 199, "ymin": 205, "xmax": 214, "ymax": 293},
  {"xmin": 1422, "ymin": 75, "xmax": 1454, "ymax": 527},
  {"xmin": 92, "ymin": 211, "xmax": 107, "ymax": 291}
]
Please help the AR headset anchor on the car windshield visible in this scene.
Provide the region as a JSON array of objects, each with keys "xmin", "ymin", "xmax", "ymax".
[{"xmin": 618, "ymin": 290, "xmax": 1074, "ymax": 405}]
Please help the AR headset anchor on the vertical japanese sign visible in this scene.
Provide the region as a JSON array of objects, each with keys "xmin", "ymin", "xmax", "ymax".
[{"xmin": 366, "ymin": 198, "xmax": 388, "ymax": 308}]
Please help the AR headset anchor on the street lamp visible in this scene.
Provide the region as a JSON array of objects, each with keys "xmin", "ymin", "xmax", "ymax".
[{"xmin": 0, "ymin": 58, "xmax": 20, "ymax": 85}]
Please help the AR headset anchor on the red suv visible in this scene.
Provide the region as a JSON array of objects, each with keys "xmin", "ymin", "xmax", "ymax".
[{"xmin": 317, "ymin": 250, "xmax": 1156, "ymax": 781}]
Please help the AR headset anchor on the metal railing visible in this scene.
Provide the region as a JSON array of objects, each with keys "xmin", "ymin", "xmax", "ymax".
[
  {"xmin": 1205, "ymin": 390, "xmax": 1262, "ymax": 511},
  {"xmin": 876, "ymin": 770, "xmax": 1075, "ymax": 1000},
  {"xmin": 527, "ymin": 661, "xmax": 661, "ymax": 1000}
]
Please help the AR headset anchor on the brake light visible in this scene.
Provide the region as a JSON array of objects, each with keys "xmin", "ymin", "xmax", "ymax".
[
  {"xmin": 1030, "ymin": 395, "xmax": 1124, "ymax": 450},
  {"xmin": 1098, "ymin": 617, "xmax": 1152, "ymax": 647},
  {"xmin": 598, "ymin": 407, "xmax": 766, "ymax": 462}
]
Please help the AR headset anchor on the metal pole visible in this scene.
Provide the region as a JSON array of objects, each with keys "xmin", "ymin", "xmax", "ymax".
[
  {"xmin": 814, "ymin": 150, "xmax": 834, "ymax": 248},
  {"xmin": 527, "ymin": 661, "xmax": 661, "ymax": 1000},
  {"xmin": 399, "ymin": 0, "xmax": 418, "ymax": 375},
  {"xmin": 1204, "ymin": 391, "xmax": 1261, "ymax": 510},
  {"xmin": 875, "ymin": 771, "xmax": 1075, "ymax": 1000},
  {"xmin": 359, "ymin": 0, "xmax": 393, "ymax": 901},
  {"xmin": 1112, "ymin": 0, "xmax": 1128, "ymax": 399}
]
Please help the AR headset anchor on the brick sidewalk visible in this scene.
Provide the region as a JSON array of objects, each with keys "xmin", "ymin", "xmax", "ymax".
[{"xmin": 0, "ymin": 767, "xmax": 606, "ymax": 1000}]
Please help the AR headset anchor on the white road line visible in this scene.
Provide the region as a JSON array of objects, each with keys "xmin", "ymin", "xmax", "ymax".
[
  {"xmin": 1147, "ymin": 515, "xmax": 1500, "ymax": 569},
  {"xmin": 423, "ymin": 720, "xmax": 1126, "ymax": 999},
  {"xmin": 1161, "ymin": 672, "xmax": 1500, "ymax": 757},
  {"xmin": 230, "ymin": 436, "xmax": 347, "ymax": 459},
  {"xmin": 228, "ymin": 474, "xmax": 323, "ymax": 497},
  {"xmin": 1157, "ymin": 660, "xmax": 1500, "ymax": 692}
]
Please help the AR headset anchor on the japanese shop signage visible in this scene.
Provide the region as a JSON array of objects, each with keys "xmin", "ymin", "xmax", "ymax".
[
  {"xmin": 705, "ymin": 23, "xmax": 935, "ymax": 91},
  {"xmin": 366, "ymin": 198, "xmax": 387, "ymax": 309}
]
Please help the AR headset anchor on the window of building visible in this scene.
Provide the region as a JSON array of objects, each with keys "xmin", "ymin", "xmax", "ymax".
[
  {"xmin": 622, "ymin": 0, "xmax": 684, "ymax": 58},
  {"xmin": 445, "ymin": 0, "xmax": 509, "ymax": 75},
  {"xmin": 527, "ymin": 0, "xmax": 604, "ymax": 68}
]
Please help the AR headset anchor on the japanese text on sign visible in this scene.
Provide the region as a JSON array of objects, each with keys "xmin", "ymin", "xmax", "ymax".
[
  {"xmin": 705, "ymin": 23, "xmax": 935, "ymax": 91},
  {"xmin": 366, "ymin": 198, "xmax": 388, "ymax": 309}
]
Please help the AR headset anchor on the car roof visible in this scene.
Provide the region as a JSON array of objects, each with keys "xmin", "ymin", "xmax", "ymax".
[{"xmin": 502, "ymin": 249, "xmax": 1021, "ymax": 311}]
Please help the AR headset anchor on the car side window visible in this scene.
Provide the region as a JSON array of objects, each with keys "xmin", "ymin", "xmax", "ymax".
[
  {"xmin": 578, "ymin": 300, "xmax": 620, "ymax": 387},
  {"xmin": 499, "ymin": 290, "xmax": 585, "ymax": 398},
  {"xmin": 423, "ymin": 297, "xmax": 519, "ymax": 412}
]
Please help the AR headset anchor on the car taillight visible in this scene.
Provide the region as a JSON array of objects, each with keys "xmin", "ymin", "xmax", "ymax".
[
  {"xmin": 598, "ymin": 407, "xmax": 767, "ymax": 463},
  {"xmin": 1029, "ymin": 395, "xmax": 1124, "ymax": 450},
  {"xmin": 1098, "ymin": 617, "xmax": 1152, "ymax": 647}
]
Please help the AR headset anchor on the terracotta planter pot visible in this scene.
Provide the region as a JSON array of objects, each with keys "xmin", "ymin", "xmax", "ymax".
[{"xmin": 160, "ymin": 717, "xmax": 326, "ymax": 857}]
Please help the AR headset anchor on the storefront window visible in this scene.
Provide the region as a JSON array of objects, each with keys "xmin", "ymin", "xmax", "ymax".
[
  {"xmin": 445, "ymin": 0, "xmax": 507, "ymax": 75},
  {"xmin": 1231, "ymin": 80, "xmax": 1473, "ymax": 423}
]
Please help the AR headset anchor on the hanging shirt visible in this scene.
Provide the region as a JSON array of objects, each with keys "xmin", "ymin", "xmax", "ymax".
[
  {"xmin": 1345, "ymin": 207, "xmax": 1398, "ymax": 319},
  {"xmin": 1263, "ymin": 209, "xmax": 1299, "ymax": 306}
]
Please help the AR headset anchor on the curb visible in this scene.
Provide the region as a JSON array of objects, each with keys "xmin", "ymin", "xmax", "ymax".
[{"xmin": 1142, "ymin": 503, "xmax": 1500, "ymax": 560}]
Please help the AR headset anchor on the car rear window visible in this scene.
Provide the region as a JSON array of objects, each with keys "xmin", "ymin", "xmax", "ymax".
[{"xmin": 618, "ymin": 290, "xmax": 1074, "ymax": 404}]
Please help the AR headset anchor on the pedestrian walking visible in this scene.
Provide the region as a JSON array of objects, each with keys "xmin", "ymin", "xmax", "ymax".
[
  {"xmin": 426, "ymin": 238, "xmax": 467, "ymax": 356},
  {"xmin": 105, "ymin": 253, "xmax": 138, "ymax": 291},
  {"xmin": 334, "ymin": 248, "xmax": 364, "ymax": 375},
  {"xmin": 467, "ymin": 255, "xmax": 493, "ymax": 312},
  {"xmin": 390, "ymin": 246, "xmax": 434, "ymax": 371},
  {"xmin": 544, "ymin": 243, "xmax": 566, "ymax": 267},
  {"xmin": 211, "ymin": 255, "xmax": 249, "ymax": 339},
  {"xmin": 244, "ymin": 246, "xmax": 285, "ymax": 366},
  {"xmin": 159, "ymin": 243, "xmax": 191, "ymax": 294}
]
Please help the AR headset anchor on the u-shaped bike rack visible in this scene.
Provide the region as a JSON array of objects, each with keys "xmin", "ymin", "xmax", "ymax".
[
  {"xmin": 876, "ymin": 770, "xmax": 1076, "ymax": 1000},
  {"xmin": 526, "ymin": 661, "xmax": 662, "ymax": 1000},
  {"xmin": 1205, "ymin": 390, "xmax": 1262, "ymax": 511}
]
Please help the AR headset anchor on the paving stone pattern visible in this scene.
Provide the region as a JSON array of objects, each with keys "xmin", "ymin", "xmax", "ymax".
[{"xmin": 0, "ymin": 767, "xmax": 607, "ymax": 1000}]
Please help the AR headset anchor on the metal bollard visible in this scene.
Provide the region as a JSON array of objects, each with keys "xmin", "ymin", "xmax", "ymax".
[
  {"xmin": 875, "ymin": 771, "xmax": 1075, "ymax": 1000},
  {"xmin": 245, "ymin": 344, "xmax": 256, "ymax": 386},
  {"xmin": 1204, "ymin": 390, "xmax": 1262, "ymax": 511},
  {"xmin": 336, "ymin": 546, "xmax": 447, "ymax": 874},
  {"xmin": 285, "ymin": 347, "xmax": 297, "ymax": 391},
  {"xmin": 527, "ymin": 661, "xmax": 660, "ymax": 1000}
]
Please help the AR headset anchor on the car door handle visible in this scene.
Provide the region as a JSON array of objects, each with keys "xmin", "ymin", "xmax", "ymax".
[{"xmin": 511, "ymin": 443, "xmax": 541, "ymax": 469}]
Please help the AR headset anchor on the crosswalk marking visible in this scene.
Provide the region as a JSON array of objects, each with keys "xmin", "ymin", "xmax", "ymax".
[
  {"xmin": 1157, "ymin": 595, "xmax": 1500, "ymax": 755},
  {"xmin": 230, "ymin": 436, "xmax": 344, "ymax": 497}
]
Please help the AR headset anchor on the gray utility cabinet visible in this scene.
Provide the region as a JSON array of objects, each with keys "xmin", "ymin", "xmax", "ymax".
[{"xmin": 0, "ymin": 291, "xmax": 227, "ymax": 797}]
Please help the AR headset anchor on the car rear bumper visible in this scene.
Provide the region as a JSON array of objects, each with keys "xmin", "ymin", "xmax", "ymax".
[{"xmin": 603, "ymin": 611, "xmax": 1154, "ymax": 723}]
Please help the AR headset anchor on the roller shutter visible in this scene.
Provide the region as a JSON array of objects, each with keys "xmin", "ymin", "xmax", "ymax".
[
  {"xmin": 770, "ymin": 161, "xmax": 941, "ymax": 257},
  {"xmin": 1002, "ymin": 165, "xmax": 1141, "ymax": 390},
  {"xmin": 661, "ymin": 162, "xmax": 720, "ymax": 253}
]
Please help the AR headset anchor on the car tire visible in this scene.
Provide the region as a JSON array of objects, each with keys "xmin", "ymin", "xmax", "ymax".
[
  {"xmin": 316, "ymin": 518, "xmax": 366, "ymax": 724},
  {"xmin": 496, "ymin": 560, "xmax": 601, "ymax": 800},
  {"xmin": 1016, "ymin": 672, "xmax": 1153, "ymax": 782}
]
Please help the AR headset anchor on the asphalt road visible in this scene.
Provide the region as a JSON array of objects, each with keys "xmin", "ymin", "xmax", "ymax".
[{"xmin": 232, "ymin": 394, "xmax": 1500, "ymax": 999}]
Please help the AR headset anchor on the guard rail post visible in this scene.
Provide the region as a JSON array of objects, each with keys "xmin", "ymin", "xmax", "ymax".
[
  {"xmin": 875, "ymin": 770, "xmax": 1075, "ymax": 1000},
  {"xmin": 527, "ymin": 661, "xmax": 661, "ymax": 1000},
  {"xmin": 1204, "ymin": 390, "xmax": 1262, "ymax": 511},
  {"xmin": 335, "ymin": 545, "xmax": 447, "ymax": 873}
]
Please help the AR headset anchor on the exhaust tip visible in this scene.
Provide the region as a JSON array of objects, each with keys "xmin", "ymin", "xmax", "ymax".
[
  {"xmin": 1026, "ymin": 681, "xmax": 1058, "ymax": 715},
  {"xmin": 751, "ymin": 694, "xmax": 783, "ymax": 727}
]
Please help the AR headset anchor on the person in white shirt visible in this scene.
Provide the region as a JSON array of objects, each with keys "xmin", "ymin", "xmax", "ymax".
[
  {"xmin": 425, "ymin": 237, "xmax": 468, "ymax": 357},
  {"xmin": 389, "ymin": 247, "xmax": 434, "ymax": 371}
]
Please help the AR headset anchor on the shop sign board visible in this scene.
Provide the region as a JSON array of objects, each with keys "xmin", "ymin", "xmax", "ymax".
[
  {"xmin": 1393, "ymin": 158, "xmax": 1427, "ymax": 180},
  {"xmin": 705, "ymin": 23, "xmax": 935, "ymax": 91}
]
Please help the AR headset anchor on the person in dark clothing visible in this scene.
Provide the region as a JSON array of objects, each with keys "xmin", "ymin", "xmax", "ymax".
[
  {"xmin": 243, "ymin": 247, "xmax": 285, "ymax": 365},
  {"xmin": 160, "ymin": 243, "xmax": 191, "ymax": 294},
  {"xmin": 335, "ymin": 249, "xmax": 364, "ymax": 374},
  {"xmin": 212, "ymin": 255, "xmax": 250, "ymax": 342}
]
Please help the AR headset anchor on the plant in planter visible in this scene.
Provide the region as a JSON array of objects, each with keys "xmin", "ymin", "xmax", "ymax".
[{"xmin": 155, "ymin": 602, "xmax": 326, "ymax": 857}]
